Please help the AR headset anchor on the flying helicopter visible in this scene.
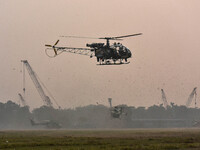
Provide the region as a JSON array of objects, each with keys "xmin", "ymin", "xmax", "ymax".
[
  {"xmin": 108, "ymin": 98, "xmax": 127, "ymax": 119},
  {"xmin": 45, "ymin": 33, "xmax": 142, "ymax": 65}
]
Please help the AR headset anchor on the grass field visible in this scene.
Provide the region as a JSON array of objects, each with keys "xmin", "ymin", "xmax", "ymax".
[{"xmin": 1, "ymin": 129, "xmax": 200, "ymax": 150}]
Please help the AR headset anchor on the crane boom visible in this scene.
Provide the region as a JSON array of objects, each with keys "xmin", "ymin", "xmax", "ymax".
[
  {"xmin": 161, "ymin": 89, "xmax": 169, "ymax": 108},
  {"xmin": 186, "ymin": 87, "xmax": 197, "ymax": 107},
  {"xmin": 21, "ymin": 60, "xmax": 53, "ymax": 107}
]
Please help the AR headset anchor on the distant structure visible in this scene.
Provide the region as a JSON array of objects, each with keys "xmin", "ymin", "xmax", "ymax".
[
  {"xmin": 21, "ymin": 60, "xmax": 60, "ymax": 108},
  {"xmin": 161, "ymin": 89, "xmax": 169, "ymax": 108},
  {"xmin": 18, "ymin": 93, "xmax": 27, "ymax": 107},
  {"xmin": 108, "ymin": 98, "xmax": 112, "ymax": 108},
  {"xmin": 186, "ymin": 87, "xmax": 197, "ymax": 108}
]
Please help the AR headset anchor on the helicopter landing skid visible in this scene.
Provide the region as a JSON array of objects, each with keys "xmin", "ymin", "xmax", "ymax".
[{"xmin": 97, "ymin": 61, "xmax": 130, "ymax": 65}]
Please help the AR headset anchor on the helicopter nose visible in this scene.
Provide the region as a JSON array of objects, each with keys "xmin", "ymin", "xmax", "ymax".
[
  {"xmin": 129, "ymin": 52, "xmax": 132, "ymax": 57},
  {"xmin": 128, "ymin": 51, "xmax": 132, "ymax": 57}
]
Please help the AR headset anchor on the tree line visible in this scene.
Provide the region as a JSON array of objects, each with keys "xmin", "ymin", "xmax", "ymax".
[{"xmin": 0, "ymin": 100, "xmax": 200, "ymax": 129}]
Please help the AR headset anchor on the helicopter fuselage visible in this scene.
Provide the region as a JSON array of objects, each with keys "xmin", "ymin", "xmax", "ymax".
[{"xmin": 86, "ymin": 42, "xmax": 132, "ymax": 63}]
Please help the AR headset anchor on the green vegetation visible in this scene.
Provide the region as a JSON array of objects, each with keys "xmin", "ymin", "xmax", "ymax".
[
  {"xmin": 1, "ymin": 100, "xmax": 200, "ymax": 129},
  {"xmin": 1, "ymin": 129, "xmax": 200, "ymax": 150}
]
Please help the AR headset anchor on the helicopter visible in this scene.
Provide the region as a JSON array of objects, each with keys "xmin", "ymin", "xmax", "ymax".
[
  {"xmin": 30, "ymin": 118, "xmax": 61, "ymax": 129},
  {"xmin": 45, "ymin": 33, "xmax": 142, "ymax": 65},
  {"xmin": 108, "ymin": 98, "xmax": 127, "ymax": 119}
]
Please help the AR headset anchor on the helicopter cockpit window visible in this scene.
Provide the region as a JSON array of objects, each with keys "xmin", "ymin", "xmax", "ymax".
[
  {"xmin": 111, "ymin": 42, "xmax": 130, "ymax": 54},
  {"xmin": 113, "ymin": 42, "xmax": 122, "ymax": 48}
]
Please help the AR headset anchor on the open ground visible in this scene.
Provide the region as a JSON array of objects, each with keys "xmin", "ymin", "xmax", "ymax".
[{"xmin": 1, "ymin": 129, "xmax": 200, "ymax": 150}]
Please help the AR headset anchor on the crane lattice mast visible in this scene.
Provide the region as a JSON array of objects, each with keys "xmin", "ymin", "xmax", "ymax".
[
  {"xmin": 21, "ymin": 60, "xmax": 53, "ymax": 107},
  {"xmin": 186, "ymin": 87, "xmax": 197, "ymax": 107},
  {"xmin": 161, "ymin": 89, "xmax": 169, "ymax": 108}
]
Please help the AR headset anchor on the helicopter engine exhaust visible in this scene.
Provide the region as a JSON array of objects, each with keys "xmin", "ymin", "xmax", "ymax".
[{"xmin": 86, "ymin": 43, "xmax": 104, "ymax": 49}]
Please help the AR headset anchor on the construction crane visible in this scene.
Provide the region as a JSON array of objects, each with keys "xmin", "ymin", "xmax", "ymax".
[
  {"xmin": 161, "ymin": 89, "xmax": 169, "ymax": 108},
  {"xmin": 18, "ymin": 93, "xmax": 26, "ymax": 107},
  {"xmin": 186, "ymin": 87, "xmax": 197, "ymax": 108},
  {"xmin": 21, "ymin": 60, "xmax": 60, "ymax": 108}
]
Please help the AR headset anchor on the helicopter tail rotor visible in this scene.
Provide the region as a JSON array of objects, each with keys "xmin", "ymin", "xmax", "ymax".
[{"xmin": 45, "ymin": 40, "xmax": 60, "ymax": 55}]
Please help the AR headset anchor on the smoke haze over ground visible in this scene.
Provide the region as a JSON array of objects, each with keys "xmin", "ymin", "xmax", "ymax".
[
  {"xmin": 0, "ymin": 100, "xmax": 200, "ymax": 130},
  {"xmin": 1, "ymin": 0, "xmax": 200, "ymax": 109}
]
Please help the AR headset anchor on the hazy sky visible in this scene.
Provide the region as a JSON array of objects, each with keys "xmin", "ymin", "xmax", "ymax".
[{"xmin": 1, "ymin": 0, "xmax": 200, "ymax": 109}]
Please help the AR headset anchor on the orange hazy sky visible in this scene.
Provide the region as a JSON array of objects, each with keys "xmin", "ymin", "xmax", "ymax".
[{"xmin": 1, "ymin": 0, "xmax": 200, "ymax": 108}]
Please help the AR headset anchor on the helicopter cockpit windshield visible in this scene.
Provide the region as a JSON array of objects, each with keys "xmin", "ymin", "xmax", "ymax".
[{"xmin": 111, "ymin": 42, "xmax": 131, "ymax": 58}]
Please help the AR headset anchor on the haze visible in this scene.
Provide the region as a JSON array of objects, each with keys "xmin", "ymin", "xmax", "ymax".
[{"xmin": 0, "ymin": 0, "xmax": 200, "ymax": 109}]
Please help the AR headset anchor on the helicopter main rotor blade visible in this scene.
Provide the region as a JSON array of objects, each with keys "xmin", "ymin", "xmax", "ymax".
[
  {"xmin": 61, "ymin": 35, "xmax": 122, "ymax": 40},
  {"xmin": 99, "ymin": 37, "xmax": 123, "ymax": 40},
  {"xmin": 60, "ymin": 33, "xmax": 142, "ymax": 40},
  {"xmin": 60, "ymin": 36, "xmax": 99, "ymax": 39},
  {"xmin": 112, "ymin": 33, "xmax": 142, "ymax": 39}
]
